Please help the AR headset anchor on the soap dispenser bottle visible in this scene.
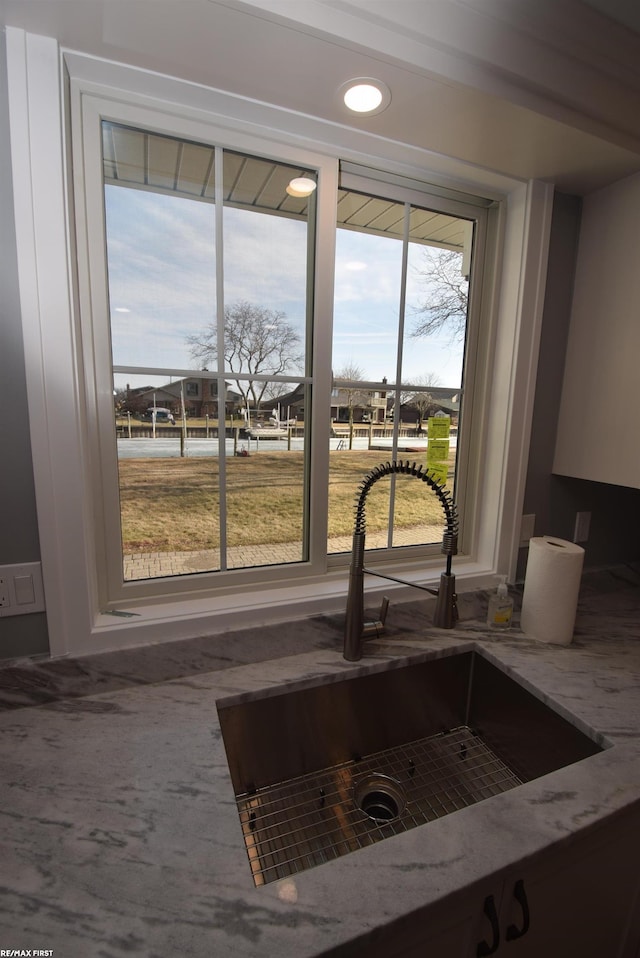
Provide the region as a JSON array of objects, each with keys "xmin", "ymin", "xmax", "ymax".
[{"xmin": 487, "ymin": 576, "xmax": 513, "ymax": 630}]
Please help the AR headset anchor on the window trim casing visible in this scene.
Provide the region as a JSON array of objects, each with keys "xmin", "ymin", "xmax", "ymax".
[{"xmin": 6, "ymin": 30, "xmax": 553, "ymax": 657}]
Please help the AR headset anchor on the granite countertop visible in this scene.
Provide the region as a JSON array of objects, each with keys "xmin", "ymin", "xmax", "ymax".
[{"xmin": 1, "ymin": 566, "xmax": 640, "ymax": 957}]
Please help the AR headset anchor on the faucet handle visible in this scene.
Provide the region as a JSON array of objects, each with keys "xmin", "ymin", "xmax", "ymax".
[
  {"xmin": 379, "ymin": 595, "xmax": 390, "ymax": 626},
  {"xmin": 362, "ymin": 595, "xmax": 391, "ymax": 638}
]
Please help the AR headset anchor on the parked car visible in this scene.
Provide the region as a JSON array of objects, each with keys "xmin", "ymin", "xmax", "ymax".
[{"xmin": 141, "ymin": 407, "xmax": 175, "ymax": 424}]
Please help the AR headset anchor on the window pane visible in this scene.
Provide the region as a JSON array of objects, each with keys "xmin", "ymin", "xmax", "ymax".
[
  {"xmin": 329, "ymin": 208, "xmax": 403, "ymax": 553},
  {"xmin": 393, "ymin": 226, "xmax": 469, "ymax": 546},
  {"xmin": 403, "ymin": 228, "xmax": 468, "ymax": 391},
  {"xmin": 115, "ymin": 374, "xmax": 221, "ymax": 581},
  {"xmin": 330, "ymin": 187, "xmax": 472, "ymax": 555},
  {"xmin": 103, "ymin": 123, "xmax": 217, "ymax": 370},
  {"xmin": 222, "ymin": 150, "xmax": 311, "ymax": 376},
  {"xmin": 332, "ymin": 210, "xmax": 403, "ymax": 384},
  {"xmin": 104, "ymin": 124, "xmax": 316, "ymax": 580},
  {"xmin": 218, "ymin": 151, "xmax": 314, "ymax": 570},
  {"xmin": 226, "ymin": 380, "xmax": 308, "ymax": 569}
]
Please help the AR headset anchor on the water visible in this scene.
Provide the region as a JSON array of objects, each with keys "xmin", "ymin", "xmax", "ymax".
[
  {"xmin": 118, "ymin": 436, "xmax": 309, "ymax": 459},
  {"xmin": 116, "ymin": 436, "xmax": 455, "ymax": 459}
]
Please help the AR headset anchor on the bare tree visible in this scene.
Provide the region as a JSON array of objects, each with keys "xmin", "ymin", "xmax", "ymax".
[
  {"xmin": 404, "ymin": 372, "xmax": 442, "ymax": 434},
  {"xmin": 333, "ymin": 363, "xmax": 371, "ymax": 449},
  {"xmin": 410, "ymin": 248, "xmax": 469, "ymax": 341},
  {"xmin": 187, "ymin": 301, "xmax": 303, "ymax": 416},
  {"xmin": 114, "ymin": 386, "xmax": 152, "ymax": 418},
  {"xmin": 113, "ymin": 386, "xmax": 129, "ymax": 417},
  {"xmin": 334, "ymin": 363, "xmax": 372, "ymax": 422}
]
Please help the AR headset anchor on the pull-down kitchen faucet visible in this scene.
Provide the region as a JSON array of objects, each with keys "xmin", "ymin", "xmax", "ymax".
[{"xmin": 343, "ymin": 460, "xmax": 459, "ymax": 661}]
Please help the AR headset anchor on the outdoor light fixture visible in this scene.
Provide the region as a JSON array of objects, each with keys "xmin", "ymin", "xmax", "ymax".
[
  {"xmin": 340, "ymin": 78, "xmax": 391, "ymax": 115},
  {"xmin": 286, "ymin": 176, "xmax": 317, "ymax": 197}
]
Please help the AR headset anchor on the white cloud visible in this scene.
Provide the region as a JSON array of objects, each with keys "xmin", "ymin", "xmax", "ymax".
[
  {"xmin": 344, "ymin": 261, "xmax": 368, "ymax": 271},
  {"xmin": 105, "ymin": 184, "xmax": 464, "ymax": 388},
  {"xmin": 105, "ymin": 186, "xmax": 312, "ymax": 369}
]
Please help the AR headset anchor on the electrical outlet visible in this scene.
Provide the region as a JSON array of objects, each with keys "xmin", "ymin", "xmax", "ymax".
[
  {"xmin": 0, "ymin": 563, "xmax": 45, "ymax": 617},
  {"xmin": 574, "ymin": 511, "xmax": 591, "ymax": 543}
]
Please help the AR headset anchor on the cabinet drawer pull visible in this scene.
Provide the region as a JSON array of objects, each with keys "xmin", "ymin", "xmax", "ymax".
[
  {"xmin": 476, "ymin": 894, "xmax": 500, "ymax": 956},
  {"xmin": 505, "ymin": 879, "xmax": 531, "ymax": 941}
]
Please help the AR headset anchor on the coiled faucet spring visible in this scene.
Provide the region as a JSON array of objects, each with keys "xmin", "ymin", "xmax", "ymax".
[{"xmin": 344, "ymin": 460, "xmax": 459, "ymax": 661}]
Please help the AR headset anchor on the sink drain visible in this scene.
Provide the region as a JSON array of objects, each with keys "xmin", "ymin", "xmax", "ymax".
[{"xmin": 354, "ymin": 774, "xmax": 406, "ymax": 823}]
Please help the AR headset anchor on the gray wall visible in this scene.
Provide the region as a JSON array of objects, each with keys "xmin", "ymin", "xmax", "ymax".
[
  {"xmin": 0, "ymin": 35, "xmax": 49, "ymax": 658},
  {"xmin": 549, "ymin": 475, "xmax": 640, "ymax": 569},
  {"xmin": 0, "ymin": 58, "xmax": 634, "ymax": 659},
  {"xmin": 518, "ymin": 191, "xmax": 640, "ymax": 580}
]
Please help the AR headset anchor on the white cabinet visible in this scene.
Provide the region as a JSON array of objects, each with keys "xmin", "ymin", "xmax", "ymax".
[
  {"xmin": 553, "ymin": 170, "xmax": 640, "ymax": 489},
  {"xmin": 471, "ymin": 813, "xmax": 640, "ymax": 957},
  {"xmin": 334, "ymin": 806, "xmax": 640, "ymax": 958}
]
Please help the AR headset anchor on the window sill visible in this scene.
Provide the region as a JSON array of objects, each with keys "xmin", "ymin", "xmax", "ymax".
[{"xmin": 86, "ymin": 558, "xmax": 496, "ymax": 657}]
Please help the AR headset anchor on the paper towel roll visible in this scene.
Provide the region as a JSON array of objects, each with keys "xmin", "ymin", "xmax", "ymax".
[{"xmin": 520, "ymin": 536, "xmax": 584, "ymax": 645}]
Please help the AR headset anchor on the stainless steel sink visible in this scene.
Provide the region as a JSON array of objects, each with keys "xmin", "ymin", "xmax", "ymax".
[{"xmin": 217, "ymin": 649, "xmax": 604, "ymax": 886}]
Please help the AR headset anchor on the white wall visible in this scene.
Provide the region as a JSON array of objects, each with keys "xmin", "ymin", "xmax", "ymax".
[{"xmin": 554, "ymin": 170, "xmax": 640, "ymax": 489}]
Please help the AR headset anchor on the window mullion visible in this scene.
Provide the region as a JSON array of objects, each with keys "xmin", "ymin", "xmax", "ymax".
[
  {"xmin": 215, "ymin": 146, "xmax": 228, "ymax": 570},
  {"xmin": 385, "ymin": 202, "xmax": 412, "ymax": 548},
  {"xmin": 301, "ymin": 169, "xmax": 317, "ymax": 562}
]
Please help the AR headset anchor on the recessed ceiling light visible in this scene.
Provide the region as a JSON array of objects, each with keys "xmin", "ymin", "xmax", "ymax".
[
  {"xmin": 286, "ymin": 176, "xmax": 317, "ymax": 198},
  {"xmin": 339, "ymin": 78, "xmax": 391, "ymax": 115}
]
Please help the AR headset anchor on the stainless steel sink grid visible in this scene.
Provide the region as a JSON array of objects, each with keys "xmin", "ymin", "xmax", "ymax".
[
  {"xmin": 236, "ymin": 725, "xmax": 523, "ymax": 886},
  {"xmin": 218, "ymin": 649, "xmax": 604, "ymax": 887}
]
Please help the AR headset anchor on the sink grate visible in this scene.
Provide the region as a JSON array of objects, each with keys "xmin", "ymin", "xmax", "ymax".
[{"xmin": 235, "ymin": 726, "xmax": 523, "ymax": 886}]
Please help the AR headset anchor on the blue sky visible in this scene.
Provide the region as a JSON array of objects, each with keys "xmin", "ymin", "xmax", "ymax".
[{"xmin": 105, "ymin": 185, "xmax": 465, "ymax": 391}]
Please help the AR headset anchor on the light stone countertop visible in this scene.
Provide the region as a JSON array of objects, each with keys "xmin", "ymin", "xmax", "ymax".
[{"xmin": 1, "ymin": 566, "xmax": 639, "ymax": 957}]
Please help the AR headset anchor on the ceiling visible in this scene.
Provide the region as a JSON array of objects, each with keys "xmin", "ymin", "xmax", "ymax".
[
  {"xmin": 103, "ymin": 122, "xmax": 470, "ymax": 249},
  {"xmin": 4, "ymin": 0, "xmax": 640, "ymax": 194}
]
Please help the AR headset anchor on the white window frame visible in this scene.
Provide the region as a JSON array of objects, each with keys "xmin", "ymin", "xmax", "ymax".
[
  {"xmin": 79, "ymin": 104, "xmax": 335, "ymax": 606},
  {"xmin": 327, "ymin": 167, "xmax": 491, "ymax": 568},
  {"xmin": 6, "ymin": 30, "xmax": 553, "ymax": 658}
]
